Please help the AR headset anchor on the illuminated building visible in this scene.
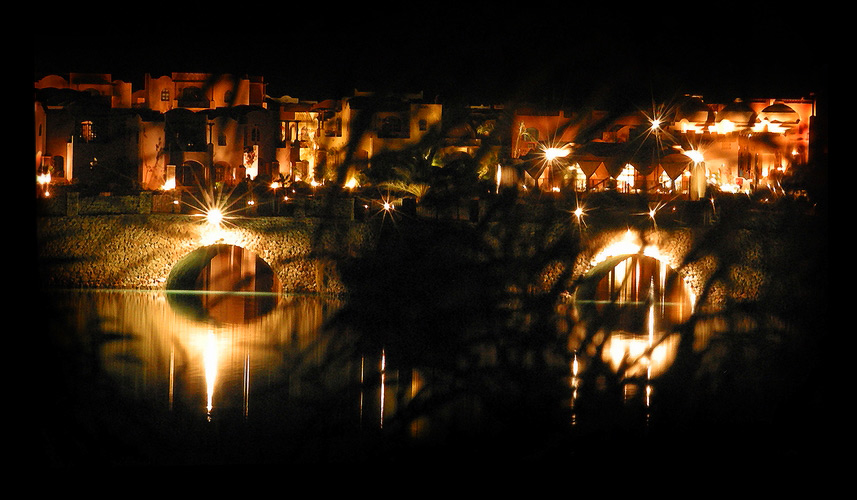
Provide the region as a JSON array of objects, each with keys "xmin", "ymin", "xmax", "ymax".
[
  {"xmin": 507, "ymin": 94, "xmax": 816, "ymax": 196},
  {"xmin": 35, "ymin": 73, "xmax": 816, "ymax": 198}
]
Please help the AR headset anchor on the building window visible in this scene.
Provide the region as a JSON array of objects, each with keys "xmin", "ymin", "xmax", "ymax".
[
  {"xmin": 161, "ymin": 89, "xmax": 170, "ymax": 101},
  {"xmin": 249, "ymin": 126, "xmax": 261, "ymax": 144},
  {"xmin": 380, "ymin": 116, "xmax": 404, "ymax": 138},
  {"xmin": 80, "ymin": 121, "xmax": 96, "ymax": 142}
]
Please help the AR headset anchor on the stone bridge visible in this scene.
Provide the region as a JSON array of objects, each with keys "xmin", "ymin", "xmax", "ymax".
[
  {"xmin": 36, "ymin": 213, "xmax": 379, "ymax": 294},
  {"xmin": 36, "ymin": 211, "xmax": 716, "ymax": 299}
]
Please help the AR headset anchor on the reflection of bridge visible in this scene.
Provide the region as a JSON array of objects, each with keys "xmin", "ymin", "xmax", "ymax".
[{"xmin": 37, "ymin": 210, "xmax": 710, "ymax": 298}]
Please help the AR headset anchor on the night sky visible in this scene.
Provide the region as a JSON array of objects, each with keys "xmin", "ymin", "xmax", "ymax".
[{"xmin": 34, "ymin": 7, "xmax": 827, "ymax": 109}]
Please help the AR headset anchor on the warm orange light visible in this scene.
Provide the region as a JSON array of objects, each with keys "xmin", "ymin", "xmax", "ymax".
[
  {"xmin": 206, "ymin": 208, "xmax": 224, "ymax": 226},
  {"xmin": 684, "ymin": 149, "xmax": 704, "ymax": 163},
  {"xmin": 544, "ymin": 146, "xmax": 571, "ymax": 161},
  {"xmin": 204, "ymin": 330, "xmax": 219, "ymax": 415}
]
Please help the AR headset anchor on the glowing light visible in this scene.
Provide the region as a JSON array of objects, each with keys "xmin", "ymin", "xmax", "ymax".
[
  {"xmin": 186, "ymin": 182, "xmax": 248, "ymax": 240},
  {"xmin": 270, "ymin": 181, "xmax": 281, "ymax": 189},
  {"xmin": 543, "ymin": 146, "xmax": 571, "ymax": 161},
  {"xmin": 684, "ymin": 149, "xmax": 704, "ymax": 164},
  {"xmin": 345, "ymin": 177, "xmax": 359, "ymax": 189},
  {"xmin": 206, "ymin": 208, "xmax": 224, "ymax": 227},
  {"xmin": 591, "ymin": 229, "xmax": 664, "ymax": 266},
  {"xmin": 383, "ymin": 201, "xmax": 394, "ymax": 211},
  {"xmin": 37, "ymin": 172, "xmax": 51, "ymax": 197},
  {"xmin": 572, "ymin": 205, "xmax": 587, "ymax": 229},
  {"xmin": 650, "ymin": 118, "xmax": 661, "ymax": 131},
  {"xmin": 161, "ymin": 178, "xmax": 176, "ymax": 190}
]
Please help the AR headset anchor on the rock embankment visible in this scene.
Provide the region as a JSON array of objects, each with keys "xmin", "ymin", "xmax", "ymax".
[{"xmin": 36, "ymin": 214, "xmax": 373, "ymax": 293}]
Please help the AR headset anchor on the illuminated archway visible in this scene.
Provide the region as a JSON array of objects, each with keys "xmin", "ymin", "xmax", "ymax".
[
  {"xmin": 572, "ymin": 230, "xmax": 696, "ymax": 383},
  {"xmin": 166, "ymin": 243, "xmax": 281, "ymax": 324}
]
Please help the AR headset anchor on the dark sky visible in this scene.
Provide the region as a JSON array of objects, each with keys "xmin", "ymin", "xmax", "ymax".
[{"xmin": 34, "ymin": 7, "xmax": 826, "ymax": 109}]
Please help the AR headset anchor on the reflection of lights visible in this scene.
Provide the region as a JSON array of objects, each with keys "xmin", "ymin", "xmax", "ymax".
[
  {"xmin": 602, "ymin": 333, "xmax": 677, "ymax": 379},
  {"xmin": 380, "ymin": 349, "xmax": 386, "ymax": 429},
  {"xmin": 204, "ymin": 330, "xmax": 219, "ymax": 416}
]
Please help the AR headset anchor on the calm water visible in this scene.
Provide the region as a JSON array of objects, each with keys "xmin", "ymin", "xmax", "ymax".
[
  {"xmin": 47, "ymin": 289, "xmax": 349, "ymax": 421},
  {"xmin": 44, "ymin": 252, "xmax": 697, "ymax": 424},
  {"xmin": 43, "ymin": 248, "xmax": 813, "ymax": 465}
]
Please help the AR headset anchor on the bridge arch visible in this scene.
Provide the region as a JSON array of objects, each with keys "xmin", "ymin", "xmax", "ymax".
[
  {"xmin": 166, "ymin": 243, "xmax": 282, "ymax": 324},
  {"xmin": 569, "ymin": 228, "xmax": 702, "ymax": 382},
  {"xmin": 574, "ymin": 228, "xmax": 700, "ymax": 300}
]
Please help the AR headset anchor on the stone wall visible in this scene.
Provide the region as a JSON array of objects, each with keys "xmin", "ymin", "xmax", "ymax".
[
  {"xmin": 35, "ymin": 203, "xmax": 780, "ymax": 306},
  {"xmin": 36, "ymin": 214, "xmax": 374, "ymax": 293}
]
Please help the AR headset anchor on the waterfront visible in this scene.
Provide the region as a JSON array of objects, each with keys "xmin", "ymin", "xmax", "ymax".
[{"xmin": 38, "ymin": 193, "xmax": 828, "ymax": 466}]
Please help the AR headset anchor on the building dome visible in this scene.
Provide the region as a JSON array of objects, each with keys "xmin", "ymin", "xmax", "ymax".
[
  {"xmin": 757, "ymin": 101, "xmax": 800, "ymax": 125},
  {"xmin": 675, "ymin": 96, "xmax": 712, "ymax": 124},
  {"xmin": 716, "ymin": 99, "xmax": 756, "ymax": 126}
]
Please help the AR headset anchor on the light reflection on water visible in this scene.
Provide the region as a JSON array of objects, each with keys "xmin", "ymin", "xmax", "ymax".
[
  {"xmin": 569, "ymin": 253, "xmax": 701, "ymax": 411},
  {"xmin": 50, "ymin": 289, "xmax": 343, "ymax": 422},
  {"xmin": 48, "ymin": 253, "xmax": 703, "ymax": 427}
]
